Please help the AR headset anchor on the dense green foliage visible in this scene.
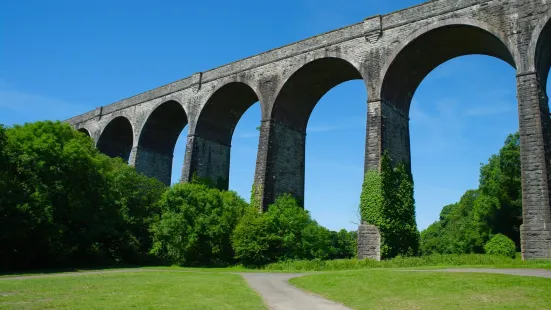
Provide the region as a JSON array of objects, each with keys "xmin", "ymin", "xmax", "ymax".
[
  {"xmin": 1, "ymin": 119, "xmax": 534, "ymax": 272},
  {"xmin": 360, "ymin": 154, "xmax": 419, "ymax": 258},
  {"xmin": 232, "ymin": 195, "xmax": 356, "ymax": 266},
  {"xmin": 420, "ymin": 133, "xmax": 522, "ymax": 256},
  {"xmin": 484, "ymin": 234, "xmax": 516, "ymax": 258},
  {"xmin": 150, "ymin": 183, "xmax": 248, "ymax": 266},
  {"xmin": 0, "ymin": 121, "xmax": 356, "ymax": 270},
  {"xmin": 0, "ymin": 121, "xmax": 166, "ymax": 270}
]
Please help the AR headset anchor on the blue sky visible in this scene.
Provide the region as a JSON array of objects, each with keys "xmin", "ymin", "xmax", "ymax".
[{"xmin": 1, "ymin": 0, "xmax": 548, "ymax": 232}]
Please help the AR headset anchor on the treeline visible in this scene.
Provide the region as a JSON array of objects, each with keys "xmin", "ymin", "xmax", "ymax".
[
  {"xmin": 420, "ymin": 133, "xmax": 522, "ymax": 256},
  {"xmin": 0, "ymin": 121, "xmax": 355, "ymax": 271}
]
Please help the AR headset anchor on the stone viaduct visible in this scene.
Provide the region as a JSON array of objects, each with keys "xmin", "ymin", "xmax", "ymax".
[{"xmin": 66, "ymin": 0, "xmax": 551, "ymax": 259}]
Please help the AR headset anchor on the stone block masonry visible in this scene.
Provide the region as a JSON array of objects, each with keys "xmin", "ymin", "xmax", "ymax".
[
  {"xmin": 66, "ymin": 0, "xmax": 551, "ymax": 260},
  {"xmin": 357, "ymin": 224, "xmax": 381, "ymax": 261}
]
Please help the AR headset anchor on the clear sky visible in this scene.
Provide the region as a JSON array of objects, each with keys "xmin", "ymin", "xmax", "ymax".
[{"xmin": 1, "ymin": 0, "xmax": 548, "ymax": 232}]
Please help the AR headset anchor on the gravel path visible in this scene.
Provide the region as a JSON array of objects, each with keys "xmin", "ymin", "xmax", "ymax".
[{"xmin": 240, "ymin": 273, "xmax": 351, "ymax": 310}]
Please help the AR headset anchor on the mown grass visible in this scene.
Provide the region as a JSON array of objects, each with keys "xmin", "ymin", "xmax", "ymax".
[
  {"xmin": 290, "ymin": 269, "xmax": 551, "ymax": 310},
  {"xmin": 262, "ymin": 254, "xmax": 551, "ymax": 271},
  {"xmin": 0, "ymin": 271, "xmax": 266, "ymax": 309},
  {"xmin": 2, "ymin": 254, "xmax": 550, "ymax": 279}
]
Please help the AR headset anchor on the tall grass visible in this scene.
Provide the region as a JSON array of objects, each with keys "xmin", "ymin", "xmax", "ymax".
[{"xmin": 261, "ymin": 254, "xmax": 551, "ymax": 271}]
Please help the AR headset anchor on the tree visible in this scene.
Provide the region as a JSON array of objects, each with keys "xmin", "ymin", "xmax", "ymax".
[
  {"xmin": 106, "ymin": 162, "xmax": 167, "ymax": 263},
  {"xmin": 0, "ymin": 121, "xmax": 167, "ymax": 270},
  {"xmin": 232, "ymin": 195, "xmax": 311, "ymax": 265},
  {"xmin": 150, "ymin": 183, "xmax": 247, "ymax": 266},
  {"xmin": 0, "ymin": 121, "xmax": 118, "ymax": 268},
  {"xmin": 419, "ymin": 133, "xmax": 522, "ymax": 255},
  {"xmin": 232, "ymin": 194, "xmax": 346, "ymax": 265}
]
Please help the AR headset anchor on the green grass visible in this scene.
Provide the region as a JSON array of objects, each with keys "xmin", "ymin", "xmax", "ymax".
[
  {"xmin": 2, "ymin": 255, "xmax": 550, "ymax": 279},
  {"xmin": 0, "ymin": 271, "xmax": 266, "ymax": 309},
  {"xmin": 262, "ymin": 254, "xmax": 551, "ymax": 271},
  {"xmin": 290, "ymin": 269, "xmax": 551, "ymax": 310}
]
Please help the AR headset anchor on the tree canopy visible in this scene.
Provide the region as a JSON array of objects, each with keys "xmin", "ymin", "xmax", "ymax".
[{"xmin": 420, "ymin": 133, "xmax": 522, "ymax": 255}]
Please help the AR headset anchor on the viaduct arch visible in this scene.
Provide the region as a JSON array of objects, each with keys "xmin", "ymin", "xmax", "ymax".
[{"xmin": 67, "ymin": 0, "xmax": 551, "ymax": 260}]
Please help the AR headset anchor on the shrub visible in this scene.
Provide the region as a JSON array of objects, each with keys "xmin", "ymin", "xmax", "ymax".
[
  {"xmin": 484, "ymin": 234, "xmax": 516, "ymax": 258},
  {"xmin": 150, "ymin": 183, "xmax": 247, "ymax": 266},
  {"xmin": 232, "ymin": 195, "xmax": 311, "ymax": 265},
  {"xmin": 232, "ymin": 194, "xmax": 349, "ymax": 266}
]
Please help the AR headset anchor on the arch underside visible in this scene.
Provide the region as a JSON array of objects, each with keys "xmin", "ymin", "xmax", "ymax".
[
  {"xmin": 77, "ymin": 128, "xmax": 90, "ymax": 137},
  {"xmin": 377, "ymin": 25, "xmax": 516, "ymax": 167},
  {"xmin": 265, "ymin": 57, "xmax": 365, "ymax": 205},
  {"xmin": 196, "ymin": 82, "xmax": 259, "ymax": 146},
  {"xmin": 134, "ymin": 100, "xmax": 188, "ymax": 185},
  {"xmin": 272, "ymin": 58, "xmax": 363, "ymax": 132},
  {"xmin": 382, "ymin": 25, "xmax": 516, "ymax": 114},
  {"xmin": 139, "ymin": 101, "xmax": 187, "ymax": 156},
  {"xmin": 188, "ymin": 82, "xmax": 259, "ymax": 189},
  {"xmin": 97, "ymin": 117, "xmax": 133, "ymax": 162},
  {"xmin": 536, "ymin": 18, "xmax": 551, "ymax": 91}
]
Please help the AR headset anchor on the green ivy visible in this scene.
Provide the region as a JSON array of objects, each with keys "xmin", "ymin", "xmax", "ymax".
[
  {"xmin": 360, "ymin": 152, "xmax": 419, "ymax": 259},
  {"xmin": 250, "ymin": 183, "xmax": 263, "ymax": 211}
]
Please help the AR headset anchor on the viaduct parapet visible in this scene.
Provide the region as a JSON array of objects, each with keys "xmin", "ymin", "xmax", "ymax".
[{"xmin": 67, "ymin": 0, "xmax": 551, "ymax": 259}]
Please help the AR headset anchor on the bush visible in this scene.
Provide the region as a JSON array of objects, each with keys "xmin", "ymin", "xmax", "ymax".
[
  {"xmin": 232, "ymin": 195, "xmax": 309, "ymax": 265},
  {"xmin": 484, "ymin": 234, "xmax": 516, "ymax": 258},
  {"xmin": 150, "ymin": 183, "xmax": 247, "ymax": 266},
  {"xmin": 232, "ymin": 194, "xmax": 351, "ymax": 266}
]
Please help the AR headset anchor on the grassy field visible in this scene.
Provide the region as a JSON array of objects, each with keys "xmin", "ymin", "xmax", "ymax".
[
  {"xmin": 0, "ymin": 271, "xmax": 266, "ymax": 309},
  {"xmin": 290, "ymin": 269, "xmax": 551, "ymax": 310},
  {"xmin": 3, "ymin": 255, "xmax": 550, "ymax": 278}
]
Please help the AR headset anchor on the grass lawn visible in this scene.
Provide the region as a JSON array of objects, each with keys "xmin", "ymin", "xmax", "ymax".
[
  {"xmin": 0, "ymin": 271, "xmax": 266, "ymax": 309},
  {"xmin": 290, "ymin": 269, "xmax": 551, "ymax": 310}
]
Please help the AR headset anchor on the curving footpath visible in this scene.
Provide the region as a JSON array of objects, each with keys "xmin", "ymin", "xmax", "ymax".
[
  {"xmin": 240, "ymin": 273, "xmax": 351, "ymax": 310},
  {"xmin": 1, "ymin": 268, "xmax": 550, "ymax": 310}
]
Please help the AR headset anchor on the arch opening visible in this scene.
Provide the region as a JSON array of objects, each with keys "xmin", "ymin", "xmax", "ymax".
[
  {"xmin": 77, "ymin": 128, "xmax": 90, "ymax": 137},
  {"xmin": 381, "ymin": 24, "xmax": 516, "ymax": 114},
  {"xmin": 228, "ymin": 103, "xmax": 261, "ymax": 199},
  {"xmin": 196, "ymin": 82, "xmax": 259, "ymax": 145},
  {"xmin": 267, "ymin": 57, "xmax": 366, "ymax": 206},
  {"xmin": 410, "ymin": 55, "xmax": 519, "ymax": 249},
  {"xmin": 272, "ymin": 57, "xmax": 364, "ymax": 132},
  {"xmin": 97, "ymin": 116, "xmax": 133, "ymax": 162},
  {"xmin": 534, "ymin": 16, "xmax": 551, "ymax": 228},
  {"xmin": 135, "ymin": 100, "xmax": 188, "ymax": 185},
  {"xmin": 171, "ymin": 124, "xmax": 188, "ymax": 184},
  {"xmin": 191, "ymin": 82, "xmax": 260, "ymax": 190},
  {"xmin": 304, "ymin": 80, "xmax": 367, "ymax": 230}
]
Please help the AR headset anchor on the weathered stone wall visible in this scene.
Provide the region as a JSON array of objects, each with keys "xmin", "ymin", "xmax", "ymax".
[
  {"xmin": 381, "ymin": 102, "xmax": 411, "ymax": 168},
  {"xmin": 183, "ymin": 135, "xmax": 231, "ymax": 189},
  {"xmin": 270, "ymin": 122, "xmax": 306, "ymax": 206},
  {"xmin": 357, "ymin": 224, "xmax": 381, "ymax": 261},
  {"xmin": 65, "ymin": 0, "xmax": 551, "ymax": 259},
  {"xmin": 131, "ymin": 146, "xmax": 173, "ymax": 186}
]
